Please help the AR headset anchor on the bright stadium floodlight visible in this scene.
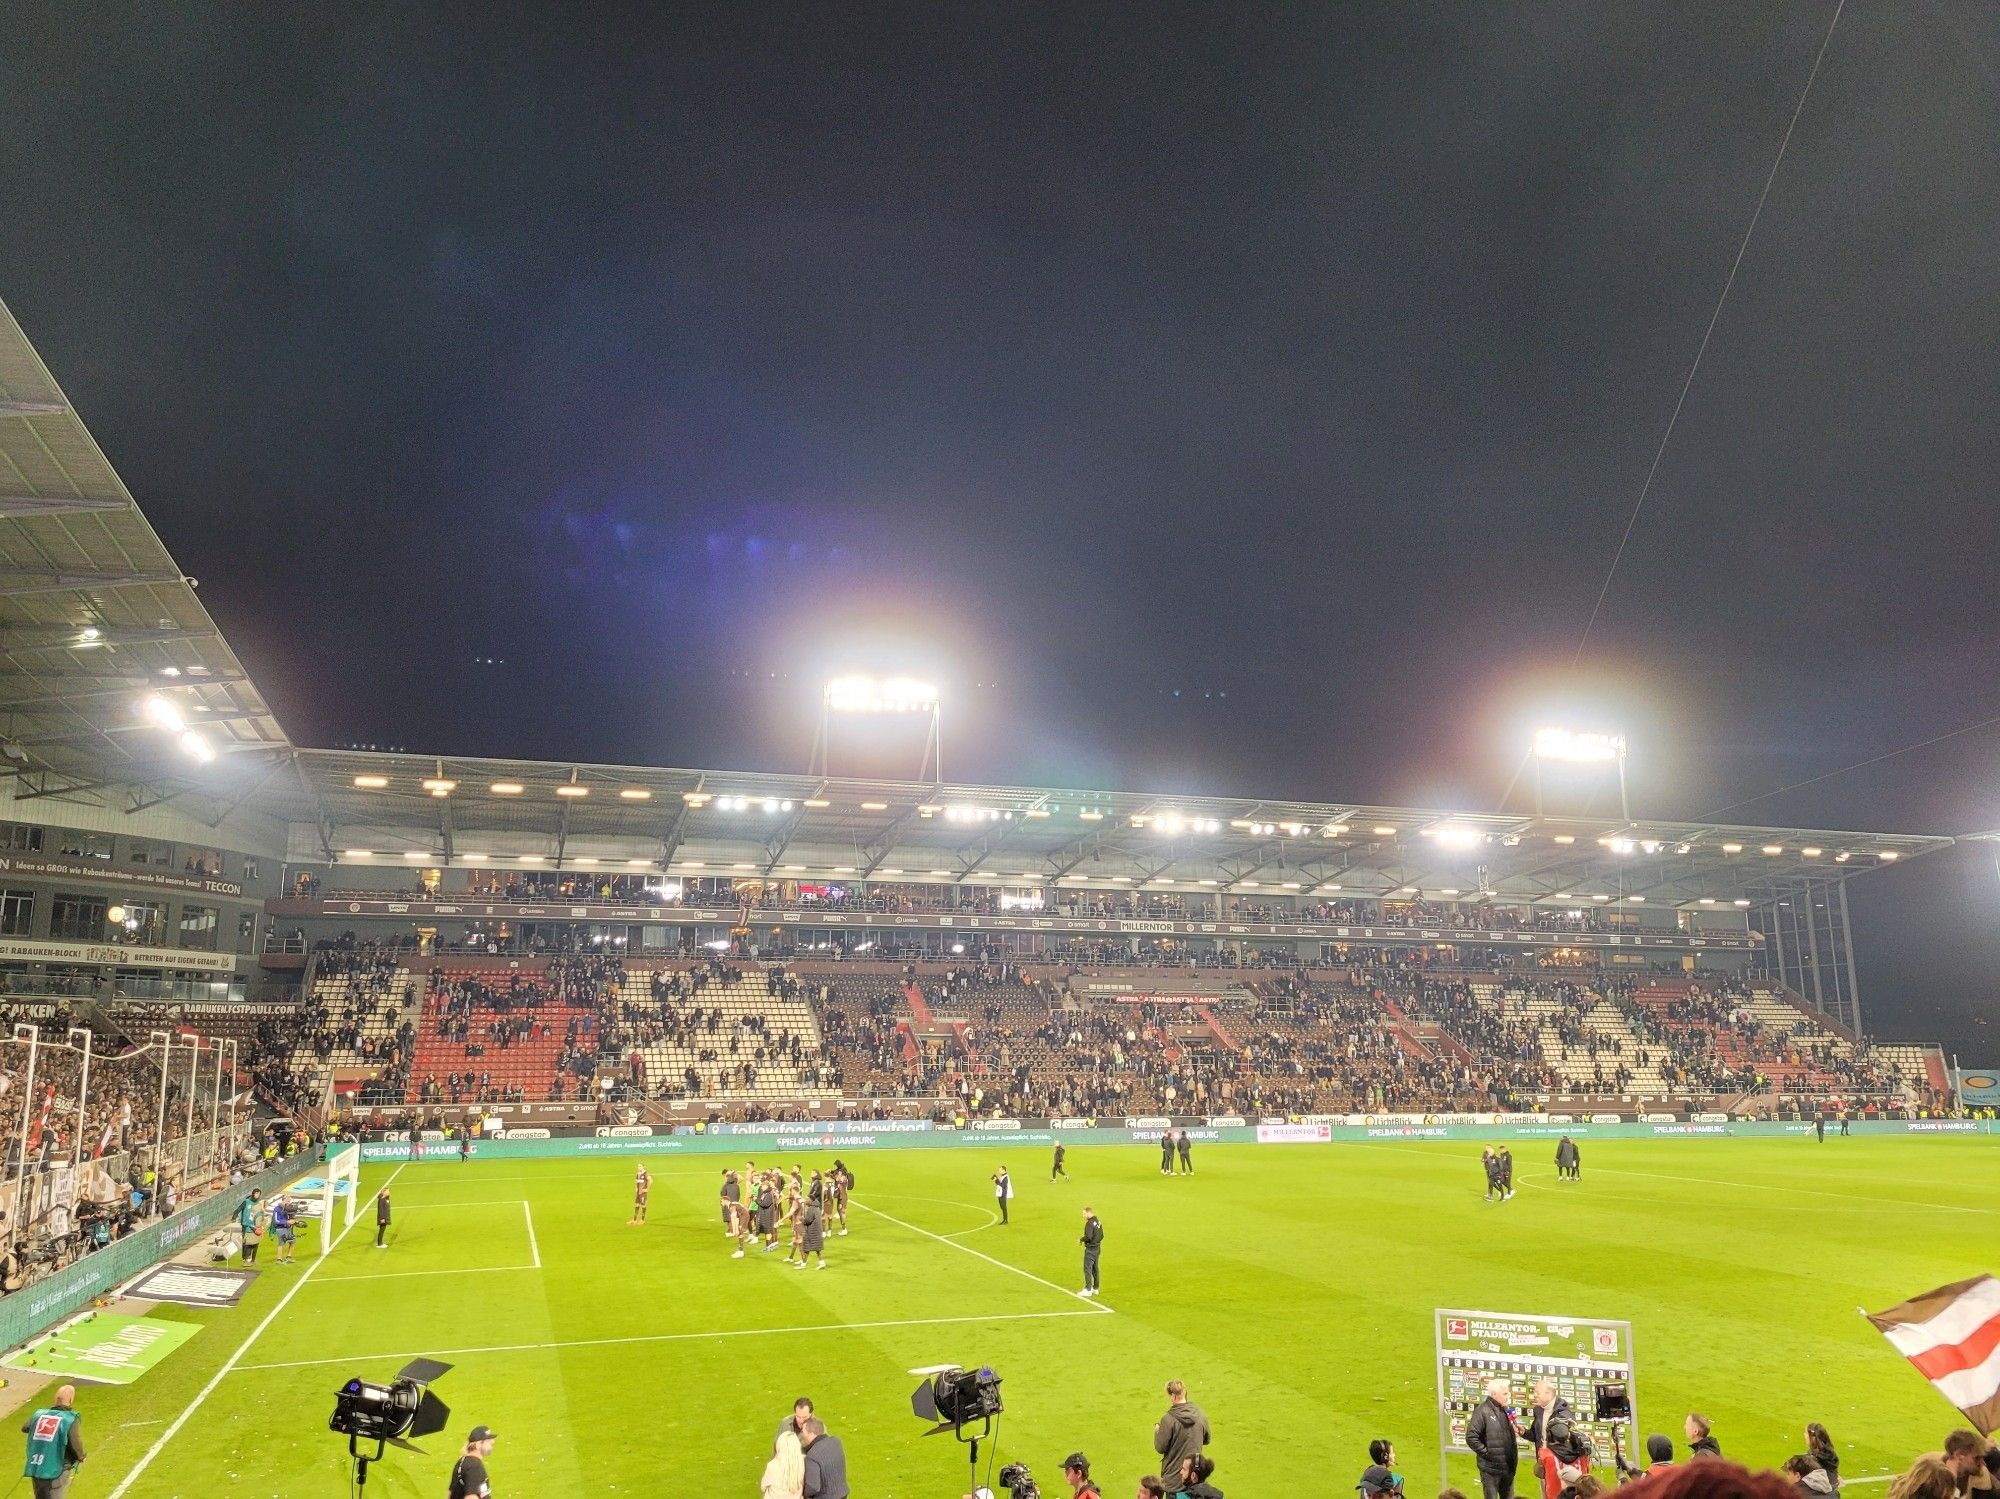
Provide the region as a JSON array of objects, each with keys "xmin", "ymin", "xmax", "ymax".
[
  {"xmin": 1533, "ymin": 727, "xmax": 1625, "ymax": 763},
  {"xmin": 142, "ymin": 694, "xmax": 186, "ymax": 733},
  {"xmin": 1426, "ymin": 825, "xmax": 1484, "ymax": 851},
  {"xmin": 825, "ymin": 674, "xmax": 938, "ymax": 713},
  {"xmin": 1530, "ymin": 726, "xmax": 1629, "ymax": 820},
  {"xmin": 813, "ymin": 674, "xmax": 943, "ymax": 781}
]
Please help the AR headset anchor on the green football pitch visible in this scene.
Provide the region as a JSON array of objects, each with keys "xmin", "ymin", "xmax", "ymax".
[{"xmin": 58, "ymin": 1135, "xmax": 1998, "ymax": 1497}]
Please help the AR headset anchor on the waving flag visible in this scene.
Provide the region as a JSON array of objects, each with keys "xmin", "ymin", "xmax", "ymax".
[{"xmin": 1867, "ymin": 1275, "xmax": 2000, "ymax": 1434}]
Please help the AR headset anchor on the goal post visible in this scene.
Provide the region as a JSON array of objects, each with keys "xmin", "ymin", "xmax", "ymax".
[{"xmin": 320, "ymin": 1143, "xmax": 361, "ymax": 1257}]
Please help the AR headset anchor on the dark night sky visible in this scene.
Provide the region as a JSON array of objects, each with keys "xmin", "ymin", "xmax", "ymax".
[{"xmin": 3, "ymin": 4, "xmax": 1998, "ymax": 1052}]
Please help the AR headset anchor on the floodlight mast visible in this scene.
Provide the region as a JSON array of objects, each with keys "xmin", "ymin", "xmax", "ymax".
[
  {"xmin": 811, "ymin": 675, "xmax": 942, "ymax": 782},
  {"xmin": 1531, "ymin": 726, "xmax": 1629, "ymax": 821}
]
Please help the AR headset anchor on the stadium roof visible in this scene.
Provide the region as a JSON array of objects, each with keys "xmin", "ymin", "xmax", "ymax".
[
  {"xmin": 0, "ymin": 299, "xmax": 293, "ymax": 820},
  {"xmin": 0, "ymin": 296, "xmax": 1961, "ymax": 905},
  {"xmin": 262, "ymin": 747, "xmax": 1952, "ymax": 906}
]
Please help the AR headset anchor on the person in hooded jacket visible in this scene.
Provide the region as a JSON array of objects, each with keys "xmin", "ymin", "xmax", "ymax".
[
  {"xmin": 1154, "ymin": 1380, "xmax": 1210, "ymax": 1489},
  {"xmin": 1785, "ymin": 1457, "xmax": 1836, "ymax": 1499}
]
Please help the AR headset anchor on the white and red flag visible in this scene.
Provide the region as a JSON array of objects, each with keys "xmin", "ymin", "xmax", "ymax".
[{"xmin": 1867, "ymin": 1274, "xmax": 2000, "ymax": 1434}]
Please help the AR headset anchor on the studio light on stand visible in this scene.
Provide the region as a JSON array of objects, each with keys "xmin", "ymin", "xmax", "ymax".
[
  {"xmin": 330, "ymin": 1357, "xmax": 452, "ymax": 1493},
  {"xmin": 910, "ymin": 1361, "xmax": 1006, "ymax": 1495}
]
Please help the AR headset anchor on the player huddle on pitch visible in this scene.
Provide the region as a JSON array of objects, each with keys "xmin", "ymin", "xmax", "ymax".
[{"xmin": 704, "ymin": 1159, "xmax": 853, "ymax": 1269}]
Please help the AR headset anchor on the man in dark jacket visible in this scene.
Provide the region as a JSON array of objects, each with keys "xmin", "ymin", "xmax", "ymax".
[
  {"xmin": 1525, "ymin": 1380, "xmax": 1578, "ymax": 1455},
  {"xmin": 1155, "ymin": 1380, "xmax": 1210, "ymax": 1487},
  {"xmin": 800, "ymin": 1417, "xmax": 848, "ymax": 1499},
  {"xmin": 1684, "ymin": 1414, "xmax": 1720, "ymax": 1461},
  {"xmin": 1464, "ymin": 1377, "xmax": 1519, "ymax": 1499}
]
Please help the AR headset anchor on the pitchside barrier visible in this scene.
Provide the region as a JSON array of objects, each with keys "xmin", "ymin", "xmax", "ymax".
[
  {"xmin": 0, "ymin": 1157, "xmax": 316, "ymax": 1354},
  {"xmin": 354, "ymin": 1115, "xmax": 1996, "ymax": 1161}
]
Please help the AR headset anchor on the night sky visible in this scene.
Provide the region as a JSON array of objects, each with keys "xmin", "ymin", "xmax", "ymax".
[{"xmin": 3, "ymin": 4, "xmax": 1998, "ymax": 1053}]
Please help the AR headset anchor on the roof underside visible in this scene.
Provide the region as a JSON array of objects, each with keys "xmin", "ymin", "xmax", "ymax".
[
  {"xmin": 266, "ymin": 748, "xmax": 1952, "ymax": 905},
  {"xmin": 0, "ymin": 299, "xmax": 292, "ymax": 821}
]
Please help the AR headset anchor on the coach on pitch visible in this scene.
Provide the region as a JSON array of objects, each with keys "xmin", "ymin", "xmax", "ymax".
[{"xmin": 1465, "ymin": 1378, "xmax": 1520, "ymax": 1499}]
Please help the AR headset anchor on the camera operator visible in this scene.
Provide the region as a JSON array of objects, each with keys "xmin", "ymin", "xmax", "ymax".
[
  {"xmin": 1063, "ymin": 1452, "xmax": 1101, "ymax": 1499},
  {"xmin": 1611, "ymin": 1430, "xmax": 1673, "ymax": 1483}
]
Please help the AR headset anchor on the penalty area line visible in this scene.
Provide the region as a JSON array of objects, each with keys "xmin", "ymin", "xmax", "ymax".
[
  {"xmin": 234, "ymin": 1307, "xmax": 1101, "ymax": 1372},
  {"xmin": 105, "ymin": 1161, "xmax": 407, "ymax": 1499},
  {"xmin": 852, "ymin": 1200, "xmax": 1110, "ymax": 1312}
]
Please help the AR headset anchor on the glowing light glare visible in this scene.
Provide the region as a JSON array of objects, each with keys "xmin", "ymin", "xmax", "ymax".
[
  {"xmin": 1800, "ymin": 846, "xmax": 1823, "ymax": 858},
  {"xmin": 824, "ymin": 675, "xmax": 938, "ymax": 713},
  {"xmin": 1720, "ymin": 842, "xmax": 1743, "ymax": 853},
  {"xmin": 1426, "ymin": 825, "xmax": 1483, "ymax": 850},
  {"xmin": 618, "ymin": 788, "xmax": 653, "ymax": 801},
  {"xmin": 1533, "ymin": 727, "xmax": 1626, "ymax": 763},
  {"xmin": 1761, "ymin": 844, "xmax": 1784, "ymax": 856},
  {"xmin": 1371, "ymin": 826, "xmax": 1397, "ymax": 837},
  {"xmin": 490, "ymin": 782, "xmax": 525, "ymax": 795},
  {"xmin": 1148, "ymin": 814, "xmax": 1221, "ymax": 834},
  {"xmin": 179, "ymin": 730, "xmax": 215, "ymax": 763},
  {"xmin": 143, "ymin": 695, "xmax": 186, "ymax": 733},
  {"xmin": 353, "ymin": 775, "xmax": 389, "ymax": 789},
  {"xmin": 1606, "ymin": 837, "xmax": 1636, "ymax": 854},
  {"xmin": 343, "ymin": 849, "xmax": 375, "ymax": 859},
  {"xmin": 402, "ymin": 850, "xmax": 428, "ymax": 861},
  {"xmin": 555, "ymin": 785, "xmax": 590, "ymax": 798},
  {"xmin": 1878, "ymin": 850, "xmax": 1899, "ymax": 861}
]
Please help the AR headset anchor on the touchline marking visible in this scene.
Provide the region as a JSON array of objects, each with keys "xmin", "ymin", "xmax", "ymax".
[
  {"xmin": 311, "ymin": 1264, "xmax": 540, "ymax": 1283},
  {"xmin": 523, "ymin": 1199, "xmax": 541, "ymax": 1268},
  {"xmin": 105, "ymin": 1161, "xmax": 406, "ymax": 1499},
  {"xmin": 852, "ymin": 1200, "xmax": 1110, "ymax": 1313},
  {"xmin": 234, "ymin": 1307, "xmax": 1100, "ymax": 1372}
]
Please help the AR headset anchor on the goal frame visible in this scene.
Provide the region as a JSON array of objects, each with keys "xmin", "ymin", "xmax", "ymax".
[{"xmin": 319, "ymin": 1142, "xmax": 360, "ymax": 1256}]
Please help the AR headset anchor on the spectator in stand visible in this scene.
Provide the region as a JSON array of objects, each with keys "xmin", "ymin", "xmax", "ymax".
[
  {"xmin": 1890, "ymin": 1459, "xmax": 1961, "ymax": 1499},
  {"xmin": 1783, "ymin": 1457, "xmax": 1834, "ymax": 1499},
  {"xmin": 1939, "ymin": 1432, "xmax": 1999, "ymax": 1497}
]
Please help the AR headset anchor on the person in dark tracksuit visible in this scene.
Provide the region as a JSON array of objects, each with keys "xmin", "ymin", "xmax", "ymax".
[
  {"xmin": 1814, "ymin": 1113, "xmax": 1825, "ymax": 1143},
  {"xmin": 1079, "ymin": 1207, "xmax": 1103, "ymax": 1297},
  {"xmin": 1160, "ymin": 1133, "xmax": 1174, "ymax": 1175},
  {"xmin": 1051, "ymin": 1142, "xmax": 1069, "ymax": 1182},
  {"xmin": 374, "ymin": 1188, "xmax": 391, "ymax": 1248},
  {"xmin": 992, "ymin": 1167, "xmax": 1011, "ymax": 1224},
  {"xmin": 1177, "ymin": 1130, "xmax": 1193, "ymax": 1174}
]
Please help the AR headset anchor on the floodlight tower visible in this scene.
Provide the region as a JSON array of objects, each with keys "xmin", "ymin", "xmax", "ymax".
[
  {"xmin": 1531, "ymin": 727, "xmax": 1629, "ymax": 821},
  {"xmin": 810, "ymin": 676, "xmax": 941, "ymax": 782}
]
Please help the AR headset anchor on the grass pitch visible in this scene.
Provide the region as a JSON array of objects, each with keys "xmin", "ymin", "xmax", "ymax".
[{"xmin": 52, "ymin": 1134, "xmax": 2000, "ymax": 1497}]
